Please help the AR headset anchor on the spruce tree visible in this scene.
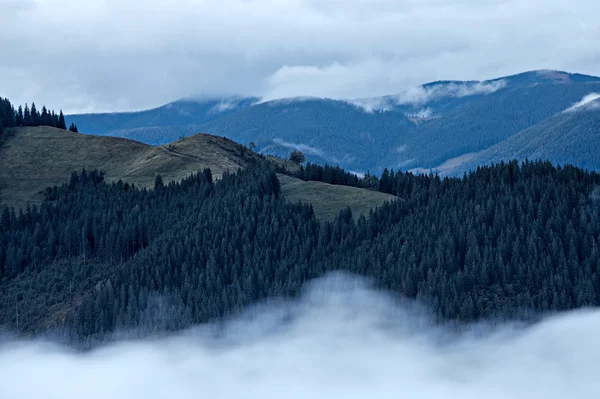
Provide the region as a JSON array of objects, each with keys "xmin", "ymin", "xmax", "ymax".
[
  {"xmin": 16, "ymin": 106, "xmax": 24, "ymax": 126},
  {"xmin": 58, "ymin": 110, "xmax": 66, "ymax": 130},
  {"xmin": 30, "ymin": 103, "xmax": 39, "ymax": 125}
]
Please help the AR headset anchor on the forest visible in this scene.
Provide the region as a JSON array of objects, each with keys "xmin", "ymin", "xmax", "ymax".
[
  {"xmin": 0, "ymin": 97, "xmax": 77, "ymax": 138},
  {"xmin": 1, "ymin": 160, "xmax": 599, "ymax": 345}
]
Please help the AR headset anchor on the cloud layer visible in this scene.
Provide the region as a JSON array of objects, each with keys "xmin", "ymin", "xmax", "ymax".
[
  {"xmin": 564, "ymin": 93, "xmax": 600, "ymax": 112},
  {"xmin": 1, "ymin": 273, "xmax": 599, "ymax": 399},
  {"xmin": 1, "ymin": 0, "xmax": 599, "ymax": 112}
]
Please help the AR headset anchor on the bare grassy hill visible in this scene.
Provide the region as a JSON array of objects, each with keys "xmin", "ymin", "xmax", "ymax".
[
  {"xmin": 0, "ymin": 127, "xmax": 267, "ymax": 208},
  {"xmin": 0, "ymin": 127, "xmax": 394, "ymax": 219},
  {"xmin": 277, "ymin": 174, "xmax": 396, "ymax": 220}
]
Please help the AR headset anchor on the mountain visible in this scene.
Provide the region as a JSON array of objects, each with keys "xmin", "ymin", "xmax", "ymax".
[
  {"xmin": 66, "ymin": 96, "xmax": 259, "ymax": 137},
  {"xmin": 67, "ymin": 70, "xmax": 600, "ymax": 174},
  {"xmin": 454, "ymin": 98, "xmax": 600, "ymax": 175},
  {"xmin": 390, "ymin": 73, "xmax": 600, "ymax": 170}
]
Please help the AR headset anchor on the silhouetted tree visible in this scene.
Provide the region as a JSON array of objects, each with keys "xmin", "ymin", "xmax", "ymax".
[
  {"xmin": 58, "ymin": 110, "xmax": 67, "ymax": 130},
  {"xmin": 289, "ymin": 150, "xmax": 306, "ymax": 164}
]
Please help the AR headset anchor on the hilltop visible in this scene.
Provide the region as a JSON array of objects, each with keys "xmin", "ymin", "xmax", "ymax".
[
  {"xmin": 0, "ymin": 126, "xmax": 392, "ymax": 220},
  {"xmin": 0, "ymin": 126, "xmax": 268, "ymax": 209}
]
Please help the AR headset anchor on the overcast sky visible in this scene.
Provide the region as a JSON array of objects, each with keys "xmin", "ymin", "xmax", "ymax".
[{"xmin": 1, "ymin": 0, "xmax": 599, "ymax": 113}]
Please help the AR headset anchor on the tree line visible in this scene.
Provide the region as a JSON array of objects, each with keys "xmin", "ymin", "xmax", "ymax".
[
  {"xmin": 0, "ymin": 160, "xmax": 599, "ymax": 345},
  {"xmin": 287, "ymin": 162, "xmax": 422, "ymax": 193},
  {"xmin": 0, "ymin": 97, "xmax": 78, "ymax": 138}
]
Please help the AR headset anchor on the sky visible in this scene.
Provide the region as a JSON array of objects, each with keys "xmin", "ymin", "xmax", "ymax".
[
  {"xmin": 1, "ymin": 273, "xmax": 599, "ymax": 398},
  {"xmin": 1, "ymin": 0, "xmax": 600, "ymax": 113}
]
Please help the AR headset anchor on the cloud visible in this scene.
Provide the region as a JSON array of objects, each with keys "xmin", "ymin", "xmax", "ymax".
[
  {"xmin": 1, "ymin": 0, "xmax": 600, "ymax": 112},
  {"xmin": 350, "ymin": 80, "xmax": 507, "ymax": 112},
  {"xmin": 348, "ymin": 171, "xmax": 366, "ymax": 178},
  {"xmin": 348, "ymin": 97, "xmax": 394, "ymax": 113},
  {"xmin": 394, "ymin": 80, "xmax": 508, "ymax": 106},
  {"xmin": 395, "ymin": 144, "xmax": 408, "ymax": 153},
  {"xmin": 208, "ymin": 98, "xmax": 243, "ymax": 114},
  {"xmin": 564, "ymin": 93, "xmax": 600, "ymax": 112},
  {"xmin": 406, "ymin": 108, "xmax": 434, "ymax": 118},
  {"xmin": 272, "ymin": 138, "xmax": 354, "ymax": 164},
  {"xmin": 1, "ymin": 273, "xmax": 599, "ymax": 399}
]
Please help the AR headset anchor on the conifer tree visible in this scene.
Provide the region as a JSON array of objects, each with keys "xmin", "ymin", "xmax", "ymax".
[{"xmin": 58, "ymin": 110, "xmax": 67, "ymax": 130}]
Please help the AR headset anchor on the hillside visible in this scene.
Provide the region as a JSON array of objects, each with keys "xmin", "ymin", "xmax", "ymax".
[
  {"xmin": 2, "ymin": 161, "xmax": 600, "ymax": 343},
  {"xmin": 0, "ymin": 127, "xmax": 390, "ymax": 221},
  {"xmin": 455, "ymin": 101, "xmax": 600, "ymax": 174},
  {"xmin": 0, "ymin": 126, "xmax": 267, "ymax": 209},
  {"xmin": 277, "ymin": 174, "xmax": 396, "ymax": 220},
  {"xmin": 392, "ymin": 78, "xmax": 600, "ymax": 170}
]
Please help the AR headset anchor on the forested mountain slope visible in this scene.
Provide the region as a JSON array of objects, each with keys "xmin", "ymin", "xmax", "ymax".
[
  {"xmin": 66, "ymin": 70, "xmax": 600, "ymax": 174},
  {"xmin": 66, "ymin": 97, "xmax": 258, "ymax": 136},
  {"xmin": 1, "ymin": 161, "xmax": 599, "ymax": 345},
  {"xmin": 454, "ymin": 100, "xmax": 600, "ymax": 174},
  {"xmin": 392, "ymin": 79, "xmax": 600, "ymax": 169}
]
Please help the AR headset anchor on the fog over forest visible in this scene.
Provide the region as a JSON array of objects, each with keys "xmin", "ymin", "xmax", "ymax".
[{"xmin": 1, "ymin": 274, "xmax": 597, "ymax": 398}]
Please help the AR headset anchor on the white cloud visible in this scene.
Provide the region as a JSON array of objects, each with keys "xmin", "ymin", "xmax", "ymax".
[
  {"xmin": 272, "ymin": 138, "xmax": 353, "ymax": 164},
  {"xmin": 0, "ymin": 0, "xmax": 599, "ymax": 112},
  {"xmin": 393, "ymin": 80, "xmax": 508, "ymax": 106},
  {"xmin": 406, "ymin": 108, "xmax": 434, "ymax": 118},
  {"xmin": 348, "ymin": 170, "xmax": 366, "ymax": 178},
  {"xmin": 349, "ymin": 80, "xmax": 507, "ymax": 113},
  {"xmin": 395, "ymin": 144, "xmax": 408, "ymax": 153},
  {"xmin": 1, "ymin": 273, "xmax": 599, "ymax": 399},
  {"xmin": 347, "ymin": 97, "xmax": 394, "ymax": 113},
  {"xmin": 208, "ymin": 99, "xmax": 242, "ymax": 114},
  {"xmin": 564, "ymin": 93, "xmax": 600, "ymax": 112}
]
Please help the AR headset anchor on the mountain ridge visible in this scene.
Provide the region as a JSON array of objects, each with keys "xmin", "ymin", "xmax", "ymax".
[{"xmin": 65, "ymin": 70, "xmax": 600, "ymax": 174}]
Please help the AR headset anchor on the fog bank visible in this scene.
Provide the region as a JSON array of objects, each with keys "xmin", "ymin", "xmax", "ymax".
[{"xmin": 1, "ymin": 273, "xmax": 598, "ymax": 398}]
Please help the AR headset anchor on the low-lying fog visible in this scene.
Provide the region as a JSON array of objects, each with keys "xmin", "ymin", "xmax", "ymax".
[{"xmin": 1, "ymin": 273, "xmax": 598, "ymax": 398}]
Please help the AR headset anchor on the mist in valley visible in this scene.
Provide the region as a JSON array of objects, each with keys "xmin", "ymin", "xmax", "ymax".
[{"xmin": 1, "ymin": 273, "xmax": 597, "ymax": 398}]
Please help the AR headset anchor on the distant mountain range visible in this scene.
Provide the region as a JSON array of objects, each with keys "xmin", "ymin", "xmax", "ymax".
[{"xmin": 67, "ymin": 70, "xmax": 600, "ymax": 174}]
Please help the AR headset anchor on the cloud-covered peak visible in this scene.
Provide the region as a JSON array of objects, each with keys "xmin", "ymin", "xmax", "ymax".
[
  {"xmin": 393, "ymin": 79, "xmax": 508, "ymax": 106},
  {"xmin": 349, "ymin": 79, "xmax": 508, "ymax": 112}
]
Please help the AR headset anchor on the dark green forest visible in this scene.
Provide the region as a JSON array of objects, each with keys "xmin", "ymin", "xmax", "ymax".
[
  {"xmin": 1, "ymin": 160, "xmax": 600, "ymax": 345},
  {"xmin": 0, "ymin": 97, "xmax": 76, "ymax": 138}
]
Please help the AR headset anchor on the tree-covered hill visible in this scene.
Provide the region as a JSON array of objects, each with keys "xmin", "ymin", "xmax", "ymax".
[
  {"xmin": 455, "ymin": 101, "xmax": 600, "ymax": 175},
  {"xmin": 392, "ymin": 79, "xmax": 600, "ymax": 170},
  {"xmin": 1, "ymin": 160, "xmax": 599, "ymax": 345}
]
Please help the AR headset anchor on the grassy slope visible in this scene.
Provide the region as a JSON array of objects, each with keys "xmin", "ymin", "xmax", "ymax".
[
  {"xmin": 0, "ymin": 127, "xmax": 390, "ymax": 221},
  {"xmin": 278, "ymin": 174, "xmax": 397, "ymax": 220},
  {"xmin": 0, "ymin": 126, "xmax": 267, "ymax": 209}
]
